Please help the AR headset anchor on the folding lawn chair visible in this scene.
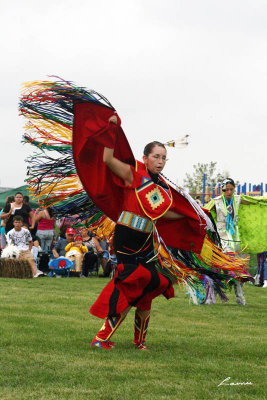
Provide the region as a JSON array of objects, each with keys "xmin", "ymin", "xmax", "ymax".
[{"xmin": 48, "ymin": 258, "xmax": 74, "ymax": 278}]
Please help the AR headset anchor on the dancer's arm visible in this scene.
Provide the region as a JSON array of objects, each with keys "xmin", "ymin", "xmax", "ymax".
[{"xmin": 103, "ymin": 116, "xmax": 133, "ymax": 186}]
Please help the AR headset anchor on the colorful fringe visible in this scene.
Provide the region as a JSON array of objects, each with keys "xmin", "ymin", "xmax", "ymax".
[
  {"xmin": 19, "ymin": 77, "xmax": 115, "ymax": 221},
  {"xmin": 73, "ymin": 212, "xmax": 116, "ymax": 242},
  {"xmin": 19, "ymin": 77, "xmax": 252, "ymax": 298}
]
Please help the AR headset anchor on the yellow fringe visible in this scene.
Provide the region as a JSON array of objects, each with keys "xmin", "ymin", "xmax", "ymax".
[
  {"xmin": 27, "ymin": 176, "xmax": 83, "ymax": 205},
  {"xmin": 21, "ymin": 80, "xmax": 58, "ymax": 93},
  {"xmin": 200, "ymin": 236, "xmax": 249, "ymax": 276},
  {"xmin": 87, "ymin": 215, "xmax": 116, "ymax": 242},
  {"xmin": 24, "ymin": 119, "xmax": 72, "ymax": 143},
  {"xmin": 158, "ymin": 244, "xmax": 199, "ymax": 283}
]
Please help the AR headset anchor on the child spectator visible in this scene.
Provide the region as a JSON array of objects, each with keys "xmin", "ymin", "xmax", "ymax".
[
  {"xmin": 6, "ymin": 215, "xmax": 44, "ymax": 278},
  {"xmin": 65, "ymin": 235, "xmax": 88, "ymax": 275}
]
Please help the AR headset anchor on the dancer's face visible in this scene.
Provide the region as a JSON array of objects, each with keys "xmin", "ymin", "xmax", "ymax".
[
  {"xmin": 143, "ymin": 145, "xmax": 167, "ymax": 174},
  {"xmin": 223, "ymin": 183, "xmax": 235, "ymax": 201}
]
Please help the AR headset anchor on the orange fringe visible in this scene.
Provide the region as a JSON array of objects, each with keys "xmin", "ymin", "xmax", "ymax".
[
  {"xmin": 86, "ymin": 215, "xmax": 116, "ymax": 242},
  {"xmin": 200, "ymin": 236, "xmax": 250, "ymax": 278}
]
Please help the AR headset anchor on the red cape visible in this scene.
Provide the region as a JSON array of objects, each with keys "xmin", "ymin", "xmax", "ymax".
[{"xmin": 73, "ymin": 102, "xmax": 206, "ymax": 253}]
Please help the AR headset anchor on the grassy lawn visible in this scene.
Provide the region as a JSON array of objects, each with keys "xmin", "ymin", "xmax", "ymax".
[{"xmin": 0, "ymin": 277, "xmax": 266, "ymax": 400}]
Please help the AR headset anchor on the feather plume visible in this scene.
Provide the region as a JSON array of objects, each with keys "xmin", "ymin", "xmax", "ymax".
[{"xmin": 165, "ymin": 135, "xmax": 189, "ymax": 148}]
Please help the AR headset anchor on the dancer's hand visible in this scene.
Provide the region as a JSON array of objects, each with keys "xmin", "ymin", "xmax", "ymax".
[{"xmin": 109, "ymin": 115, "xmax": 118, "ymax": 124}]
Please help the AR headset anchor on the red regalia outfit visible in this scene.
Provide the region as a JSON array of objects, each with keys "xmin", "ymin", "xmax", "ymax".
[
  {"xmin": 89, "ymin": 162, "xmax": 177, "ymax": 349},
  {"xmin": 72, "ymin": 102, "xmax": 208, "ymax": 350}
]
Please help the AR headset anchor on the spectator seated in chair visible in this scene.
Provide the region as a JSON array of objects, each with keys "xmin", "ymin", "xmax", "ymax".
[
  {"xmin": 52, "ymin": 227, "xmax": 76, "ymax": 258},
  {"xmin": 65, "ymin": 235, "xmax": 88, "ymax": 276}
]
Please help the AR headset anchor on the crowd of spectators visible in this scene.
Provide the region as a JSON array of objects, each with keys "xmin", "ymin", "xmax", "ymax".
[{"xmin": 0, "ymin": 192, "xmax": 116, "ymax": 278}]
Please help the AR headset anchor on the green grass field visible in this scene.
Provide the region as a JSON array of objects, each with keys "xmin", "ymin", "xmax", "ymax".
[{"xmin": 0, "ymin": 277, "xmax": 266, "ymax": 400}]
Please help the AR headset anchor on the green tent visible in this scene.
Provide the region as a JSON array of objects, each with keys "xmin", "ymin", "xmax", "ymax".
[{"xmin": 0, "ymin": 185, "xmax": 39, "ymax": 209}]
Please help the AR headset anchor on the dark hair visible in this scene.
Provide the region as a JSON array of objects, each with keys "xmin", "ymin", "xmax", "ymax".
[
  {"xmin": 143, "ymin": 141, "xmax": 166, "ymax": 156},
  {"xmin": 13, "ymin": 215, "xmax": 23, "ymax": 222},
  {"xmin": 23, "ymin": 195, "xmax": 30, "ymax": 203},
  {"xmin": 47, "ymin": 207, "xmax": 54, "ymax": 218},
  {"xmin": 222, "ymin": 178, "xmax": 235, "ymax": 190},
  {"xmin": 5, "ymin": 195, "xmax": 14, "ymax": 206},
  {"xmin": 14, "ymin": 192, "xmax": 23, "ymax": 197}
]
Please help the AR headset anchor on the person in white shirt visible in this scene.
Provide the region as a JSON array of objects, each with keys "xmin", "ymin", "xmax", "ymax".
[{"xmin": 6, "ymin": 215, "xmax": 43, "ymax": 278}]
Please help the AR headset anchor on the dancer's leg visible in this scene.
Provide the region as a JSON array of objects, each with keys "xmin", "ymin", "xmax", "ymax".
[
  {"xmin": 234, "ymin": 281, "xmax": 247, "ymax": 306},
  {"xmin": 133, "ymin": 308, "xmax": 151, "ymax": 350},
  {"xmin": 203, "ymin": 276, "xmax": 216, "ymax": 305},
  {"xmin": 91, "ymin": 306, "xmax": 131, "ymax": 350}
]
